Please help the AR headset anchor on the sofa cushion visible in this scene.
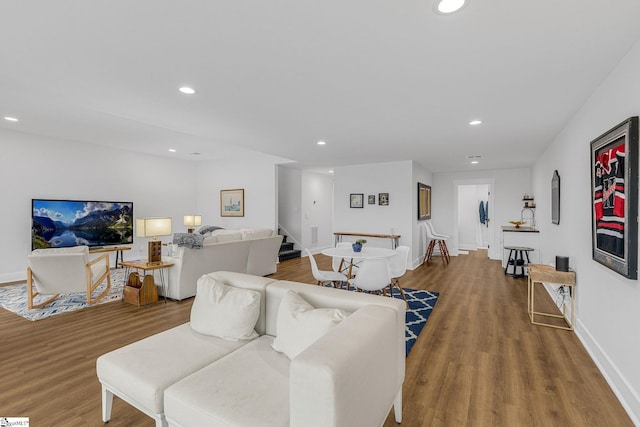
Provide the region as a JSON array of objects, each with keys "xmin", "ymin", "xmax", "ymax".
[
  {"xmin": 241, "ymin": 228, "xmax": 275, "ymax": 240},
  {"xmin": 96, "ymin": 323, "xmax": 246, "ymax": 417},
  {"xmin": 216, "ymin": 232, "xmax": 243, "ymax": 242},
  {"xmin": 271, "ymin": 290, "xmax": 349, "ymax": 360},
  {"xmin": 164, "ymin": 335, "xmax": 290, "ymax": 427},
  {"xmin": 203, "ymin": 235, "xmax": 218, "ymax": 245},
  {"xmin": 212, "ymin": 229, "xmax": 243, "ymax": 242},
  {"xmin": 190, "ymin": 274, "xmax": 260, "ymax": 340}
]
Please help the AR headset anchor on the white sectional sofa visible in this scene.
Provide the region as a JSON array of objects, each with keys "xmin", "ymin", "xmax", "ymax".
[
  {"xmin": 162, "ymin": 228, "xmax": 283, "ymax": 300},
  {"xmin": 97, "ymin": 271, "xmax": 406, "ymax": 427}
]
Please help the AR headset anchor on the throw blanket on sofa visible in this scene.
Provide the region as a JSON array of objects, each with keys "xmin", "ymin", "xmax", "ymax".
[
  {"xmin": 173, "ymin": 233, "xmax": 204, "ymax": 249},
  {"xmin": 198, "ymin": 225, "xmax": 224, "ymax": 235}
]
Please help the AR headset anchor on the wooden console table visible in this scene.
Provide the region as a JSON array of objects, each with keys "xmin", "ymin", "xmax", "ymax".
[
  {"xmin": 527, "ymin": 264, "xmax": 575, "ymax": 331},
  {"xmin": 89, "ymin": 246, "xmax": 131, "ymax": 268},
  {"xmin": 118, "ymin": 260, "xmax": 173, "ymax": 304},
  {"xmin": 333, "ymin": 232, "xmax": 401, "ymax": 249}
]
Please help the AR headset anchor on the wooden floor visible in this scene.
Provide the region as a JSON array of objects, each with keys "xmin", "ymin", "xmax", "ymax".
[{"xmin": 0, "ymin": 250, "xmax": 632, "ymax": 426}]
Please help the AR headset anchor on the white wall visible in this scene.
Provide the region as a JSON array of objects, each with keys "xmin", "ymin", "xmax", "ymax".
[
  {"xmin": 432, "ymin": 168, "xmax": 531, "ymax": 260},
  {"xmin": 334, "ymin": 160, "xmax": 417, "ymax": 264},
  {"xmin": 532, "ymin": 38, "xmax": 640, "ymax": 425},
  {"xmin": 1, "ymin": 129, "xmax": 197, "ymax": 282},
  {"xmin": 195, "ymin": 155, "xmax": 280, "ymax": 230}
]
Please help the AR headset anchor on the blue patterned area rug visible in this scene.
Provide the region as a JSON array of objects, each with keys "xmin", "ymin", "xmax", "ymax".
[
  {"xmin": 397, "ymin": 288, "xmax": 439, "ymax": 356},
  {"xmin": 324, "ymin": 285, "xmax": 439, "ymax": 356},
  {"xmin": 0, "ymin": 269, "xmax": 126, "ymax": 321}
]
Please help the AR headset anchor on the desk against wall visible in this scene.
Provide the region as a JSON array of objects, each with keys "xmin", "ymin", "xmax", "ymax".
[{"xmin": 333, "ymin": 232, "xmax": 401, "ymax": 249}]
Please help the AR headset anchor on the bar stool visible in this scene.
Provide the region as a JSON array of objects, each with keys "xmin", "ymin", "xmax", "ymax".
[
  {"xmin": 422, "ymin": 222, "xmax": 450, "ymax": 267},
  {"xmin": 504, "ymin": 246, "xmax": 534, "ymax": 277}
]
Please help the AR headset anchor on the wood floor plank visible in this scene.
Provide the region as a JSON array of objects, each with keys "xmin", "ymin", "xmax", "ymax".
[{"xmin": 0, "ymin": 249, "xmax": 633, "ymax": 426}]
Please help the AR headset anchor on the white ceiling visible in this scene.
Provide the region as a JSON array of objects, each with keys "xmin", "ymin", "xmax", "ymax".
[{"xmin": 2, "ymin": 1, "xmax": 640, "ymax": 172}]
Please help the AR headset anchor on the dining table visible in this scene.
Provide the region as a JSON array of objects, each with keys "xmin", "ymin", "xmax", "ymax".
[{"xmin": 321, "ymin": 246, "xmax": 397, "ymax": 286}]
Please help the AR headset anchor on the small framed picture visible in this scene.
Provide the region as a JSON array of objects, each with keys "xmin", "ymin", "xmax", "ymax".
[
  {"xmin": 379, "ymin": 193, "xmax": 389, "ymax": 206},
  {"xmin": 350, "ymin": 193, "xmax": 364, "ymax": 208},
  {"xmin": 220, "ymin": 189, "xmax": 245, "ymax": 217},
  {"xmin": 368, "ymin": 194, "xmax": 376, "ymax": 204}
]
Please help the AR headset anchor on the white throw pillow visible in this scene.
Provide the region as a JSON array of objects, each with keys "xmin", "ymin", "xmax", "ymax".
[
  {"xmin": 271, "ymin": 290, "xmax": 350, "ymax": 359},
  {"xmin": 190, "ymin": 275, "xmax": 260, "ymax": 340}
]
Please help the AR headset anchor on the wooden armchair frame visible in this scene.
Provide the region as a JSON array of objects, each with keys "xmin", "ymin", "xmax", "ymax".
[{"xmin": 27, "ymin": 253, "xmax": 112, "ymax": 309}]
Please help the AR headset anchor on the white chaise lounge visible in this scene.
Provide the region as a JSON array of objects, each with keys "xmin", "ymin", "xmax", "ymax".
[{"xmin": 97, "ymin": 271, "xmax": 406, "ymax": 427}]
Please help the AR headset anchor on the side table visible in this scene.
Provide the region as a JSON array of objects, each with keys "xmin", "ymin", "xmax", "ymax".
[
  {"xmin": 527, "ymin": 264, "xmax": 575, "ymax": 330},
  {"xmin": 118, "ymin": 260, "xmax": 174, "ymax": 304}
]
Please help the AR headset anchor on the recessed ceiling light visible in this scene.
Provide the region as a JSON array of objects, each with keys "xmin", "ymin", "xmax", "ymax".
[
  {"xmin": 471, "ymin": 160, "xmax": 479, "ymax": 164},
  {"xmin": 317, "ymin": 141, "xmax": 326, "ymax": 146},
  {"xmin": 434, "ymin": 0, "xmax": 468, "ymax": 14},
  {"xmin": 168, "ymin": 148, "xmax": 177, "ymax": 153},
  {"xmin": 469, "ymin": 120, "xmax": 482, "ymax": 126},
  {"xmin": 4, "ymin": 116, "xmax": 18, "ymax": 122},
  {"xmin": 328, "ymin": 170, "xmax": 334, "ymax": 174},
  {"xmin": 178, "ymin": 86, "xmax": 196, "ymax": 95}
]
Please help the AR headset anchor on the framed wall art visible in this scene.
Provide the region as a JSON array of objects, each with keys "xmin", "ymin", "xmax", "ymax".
[
  {"xmin": 368, "ymin": 194, "xmax": 376, "ymax": 204},
  {"xmin": 591, "ymin": 116, "xmax": 638, "ymax": 279},
  {"xmin": 220, "ymin": 189, "xmax": 245, "ymax": 217},
  {"xmin": 350, "ymin": 193, "xmax": 364, "ymax": 208},
  {"xmin": 379, "ymin": 193, "xmax": 389, "ymax": 206},
  {"xmin": 418, "ymin": 182, "xmax": 431, "ymax": 220},
  {"xmin": 551, "ymin": 170, "xmax": 560, "ymax": 225}
]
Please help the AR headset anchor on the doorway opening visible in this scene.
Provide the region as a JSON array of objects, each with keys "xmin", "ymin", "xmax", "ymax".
[{"xmin": 453, "ymin": 179, "xmax": 495, "ymax": 259}]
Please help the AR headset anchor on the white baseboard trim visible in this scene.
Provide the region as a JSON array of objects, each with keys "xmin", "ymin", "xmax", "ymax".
[
  {"xmin": 0, "ymin": 271, "xmax": 26, "ymax": 285},
  {"xmin": 538, "ymin": 283, "xmax": 639, "ymax": 425},
  {"xmin": 575, "ymin": 320, "xmax": 640, "ymax": 426}
]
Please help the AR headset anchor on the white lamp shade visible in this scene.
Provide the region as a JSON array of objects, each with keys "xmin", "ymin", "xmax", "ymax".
[
  {"xmin": 136, "ymin": 217, "xmax": 172, "ymax": 238},
  {"xmin": 183, "ymin": 215, "xmax": 202, "ymax": 227}
]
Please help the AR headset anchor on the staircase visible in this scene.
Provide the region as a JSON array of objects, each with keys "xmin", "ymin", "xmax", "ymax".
[{"xmin": 278, "ymin": 235, "xmax": 301, "ymax": 262}]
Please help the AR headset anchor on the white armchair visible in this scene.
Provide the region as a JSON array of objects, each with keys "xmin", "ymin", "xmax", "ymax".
[{"xmin": 27, "ymin": 245, "xmax": 112, "ymax": 309}]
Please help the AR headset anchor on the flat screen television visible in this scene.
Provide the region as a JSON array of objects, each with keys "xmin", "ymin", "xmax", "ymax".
[{"xmin": 32, "ymin": 199, "xmax": 133, "ymax": 250}]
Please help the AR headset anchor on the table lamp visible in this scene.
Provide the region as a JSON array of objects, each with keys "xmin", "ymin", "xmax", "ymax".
[
  {"xmin": 183, "ymin": 215, "xmax": 202, "ymax": 233},
  {"xmin": 136, "ymin": 217, "xmax": 172, "ymax": 264}
]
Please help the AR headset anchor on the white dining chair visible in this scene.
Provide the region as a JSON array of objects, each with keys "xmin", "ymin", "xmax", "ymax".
[
  {"xmin": 349, "ymin": 258, "xmax": 392, "ymax": 296},
  {"xmin": 388, "ymin": 245, "xmax": 410, "ymax": 305},
  {"xmin": 304, "ymin": 249, "xmax": 348, "ymax": 288}
]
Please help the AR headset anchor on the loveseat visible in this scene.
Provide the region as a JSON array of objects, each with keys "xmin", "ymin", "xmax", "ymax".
[
  {"xmin": 162, "ymin": 228, "xmax": 283, "ymax": 300},
  {"xmin": 97, "ymin": 271, "xmax": 406, "ymax": 427}
]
